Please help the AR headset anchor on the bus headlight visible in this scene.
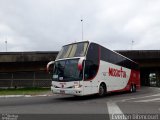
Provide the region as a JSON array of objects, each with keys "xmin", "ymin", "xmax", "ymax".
[
  {"xmin": 74, "ymin": 84, "xmax": 82, "ymax": 88},
  {"xmin": 74, "ymin": 84, "xmax": 79, "ymax": 88}
]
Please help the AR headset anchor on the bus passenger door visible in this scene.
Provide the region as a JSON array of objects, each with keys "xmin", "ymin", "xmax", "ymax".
[
  {"xmin": 83, "ymin": 43, "xmax": 99, "ymax": 95},
  {"xmin": 83, "ymin": 60, "xmax": 94, "ymax": 95}
]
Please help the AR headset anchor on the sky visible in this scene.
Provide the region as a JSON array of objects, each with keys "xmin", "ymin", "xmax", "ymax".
[{"xmin": 0, "ymin": 0, "xmax": 160, "ymax": 52}]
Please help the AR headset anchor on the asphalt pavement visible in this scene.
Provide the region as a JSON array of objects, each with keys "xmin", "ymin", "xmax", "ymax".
[{"xmin": 0, "ymin": 87, "xmax": 160, "ymax": 120}]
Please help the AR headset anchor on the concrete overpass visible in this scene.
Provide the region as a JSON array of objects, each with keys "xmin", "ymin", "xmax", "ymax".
[
  {"xmin": 117, "ymin": 50, "xmax": 160, "ymax": 87},
  {"xmin": 0, "ymin": 51, "xmax": 58, "ymax": 88},
  {"xmin": 0, "ymin": 50, "xmax": 160, "ymax": 87}
]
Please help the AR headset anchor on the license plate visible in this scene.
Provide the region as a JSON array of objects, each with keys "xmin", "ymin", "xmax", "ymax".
[{"xmin": 60, "ymin": 90, "xmax": 65, "ymax": 94}]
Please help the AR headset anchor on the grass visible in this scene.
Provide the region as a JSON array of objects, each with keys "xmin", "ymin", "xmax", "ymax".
[{"xmin": 0, "ymin": 87, "xmax": 50, "ymax": 95}]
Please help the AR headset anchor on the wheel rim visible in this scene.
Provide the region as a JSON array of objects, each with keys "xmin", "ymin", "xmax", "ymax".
[
  {"xmin": 99, "ymin": 85, "xmax": 104, "ymax": 96},
  {"xmin": 130, "ymin": 85, "xmax": 133, "ymax": 92},
  {"xmin": 133, "ymin": 85, "xmax": 136, "ymax": 92},
  {"xmin": 133, "ymin": 85, "xmax": 135, "ymax": 92}
]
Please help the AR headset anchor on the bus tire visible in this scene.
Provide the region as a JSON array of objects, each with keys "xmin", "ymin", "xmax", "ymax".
[
  {"xmin": 98, "ymin": 83, "xmax": 106, "ymax": 96},
  {"xmin": 133, "ymin": 84, "xmax": 136, "ymax": 92},
  {"xmin": 130, "ymin": 84, "xmax": 133, "ymax": 93}
]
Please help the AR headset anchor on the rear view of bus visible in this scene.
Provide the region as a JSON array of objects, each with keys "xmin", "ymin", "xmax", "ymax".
[{"xmin": 47, "ymin": 41, "xmax": 140, "ymax": 96}]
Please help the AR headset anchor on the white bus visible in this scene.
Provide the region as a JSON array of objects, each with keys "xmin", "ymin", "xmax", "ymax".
[{"xmin": 47, "ymin": 41, "xmax": 140, "ymax": 96}]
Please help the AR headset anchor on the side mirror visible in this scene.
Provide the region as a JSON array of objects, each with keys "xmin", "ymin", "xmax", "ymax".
[
  {"xmin": 78, "ymin": 58, "xmax": 85, "ymax": 71},
  {"xmin": 46, "ymin": 61, "xmax": 55, "ymax": 73}
]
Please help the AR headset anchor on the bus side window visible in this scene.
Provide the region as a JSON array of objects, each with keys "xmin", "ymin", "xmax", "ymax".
[
  {"xmin": 85, "ymin": 43, "xmax": 99, "ymax": 80},
  {"xmin": 84, "ymin": 60, "xmax": 97, "ymax": 80}
]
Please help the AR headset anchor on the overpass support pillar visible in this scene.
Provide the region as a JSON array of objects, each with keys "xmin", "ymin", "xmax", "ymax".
[
  {"xmin": 141, "ymin": 71, "xmax": 150, "ymax": 86},
  {"xmin": 156, "ymin": 71, "xmax": 160, "ymax": 87}
]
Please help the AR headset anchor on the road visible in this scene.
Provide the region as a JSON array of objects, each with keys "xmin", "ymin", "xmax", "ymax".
[{"xmin": 0, "ymin": 87, "xmax": 160, "ymax": 120}]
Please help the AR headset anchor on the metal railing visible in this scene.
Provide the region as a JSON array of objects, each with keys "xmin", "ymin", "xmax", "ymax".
[{"xmin": 0, "ymin": 71, "xmax": 52, "ymax": 88}]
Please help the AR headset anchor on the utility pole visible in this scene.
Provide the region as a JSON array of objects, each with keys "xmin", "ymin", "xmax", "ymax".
[
  {"xmin": 5, "ymin": 39, "xmax": 7, "ymax": 52},
  {"xmin": 131, "ymin": 40, "xmax": 134, "ymax": 50},
  {"xmin": 81, "ymin": 19, "xmax": 83, "ymax": 41}
]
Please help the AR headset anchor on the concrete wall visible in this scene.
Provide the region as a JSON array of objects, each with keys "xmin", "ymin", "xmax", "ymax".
[{"xmin": 0, "ymin": 52, "xmax": 58, "ymax": 88}]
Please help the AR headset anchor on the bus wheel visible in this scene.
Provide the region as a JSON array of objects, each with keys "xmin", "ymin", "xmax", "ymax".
[
  {"xmin": 130, "ymin": 85, "xmax": 133, "ymax": 93},
  {"xmin": 133, "ymin": 85, "xmax": 136, "ymax": 92},
  {"xmin": 98, "ymin": 84, "xmax": 106, "ymax": 96}
]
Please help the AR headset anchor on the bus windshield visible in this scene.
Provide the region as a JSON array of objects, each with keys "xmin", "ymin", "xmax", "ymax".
[
  {"xmin": 52, "ymin": 59, "xmax": 83, "ymax": 82},
  {"xmin": 56, "ymin": 42, "xmax": 88, "ymax": 59}
]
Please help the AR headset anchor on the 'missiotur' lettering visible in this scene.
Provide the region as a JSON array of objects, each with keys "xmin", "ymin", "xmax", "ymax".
[{"xmin": 109, "ymin": 67, "xmax": 126, "ymax": 78}]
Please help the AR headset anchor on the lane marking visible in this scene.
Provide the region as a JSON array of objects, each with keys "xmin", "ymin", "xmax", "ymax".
[
  {"xmin": 120, "ymin": 93, "xmax": 160, "ymax": 102},
  {"xmin": 107, "ymin": 101, "xmax": 128, "ymax": 120},
  {"xmin": 134, "ymin": 97, "xmax": 160, "ymax": 102}
]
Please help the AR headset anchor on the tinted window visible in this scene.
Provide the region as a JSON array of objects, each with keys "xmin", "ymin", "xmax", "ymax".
[
  {"xmin": 100, "ymin": 46, "xmax": 139, "ymax": 70},
  {"xmin": 53, "ymin": 59, "xmax": 83, "ymax": 82},
  {"xmin": 84, "ymin": 43, "xmax": 99, "ymax": 80},
  {"xmin": 56, "ymin": 42, "xmax": 88, "ymax": 59}
]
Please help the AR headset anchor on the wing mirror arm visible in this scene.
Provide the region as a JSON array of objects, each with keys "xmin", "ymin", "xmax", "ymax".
[{"xmin": 46, "ymin": 61, "xmax": 55, "ymax": 73}]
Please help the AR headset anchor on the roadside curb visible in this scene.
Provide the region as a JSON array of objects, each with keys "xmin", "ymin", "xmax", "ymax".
[
  {"xmin": 148, "ymin": 87, "xmax": 160, "ymax": 90},
  {"xmin": 0, "ymin": 94, "xmax": 52, "ymax": 98}
]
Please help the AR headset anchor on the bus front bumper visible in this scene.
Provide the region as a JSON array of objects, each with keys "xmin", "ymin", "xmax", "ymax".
[{"xmin": 51, "ymin": 86, "xmax": 83, "ymax": 96}]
